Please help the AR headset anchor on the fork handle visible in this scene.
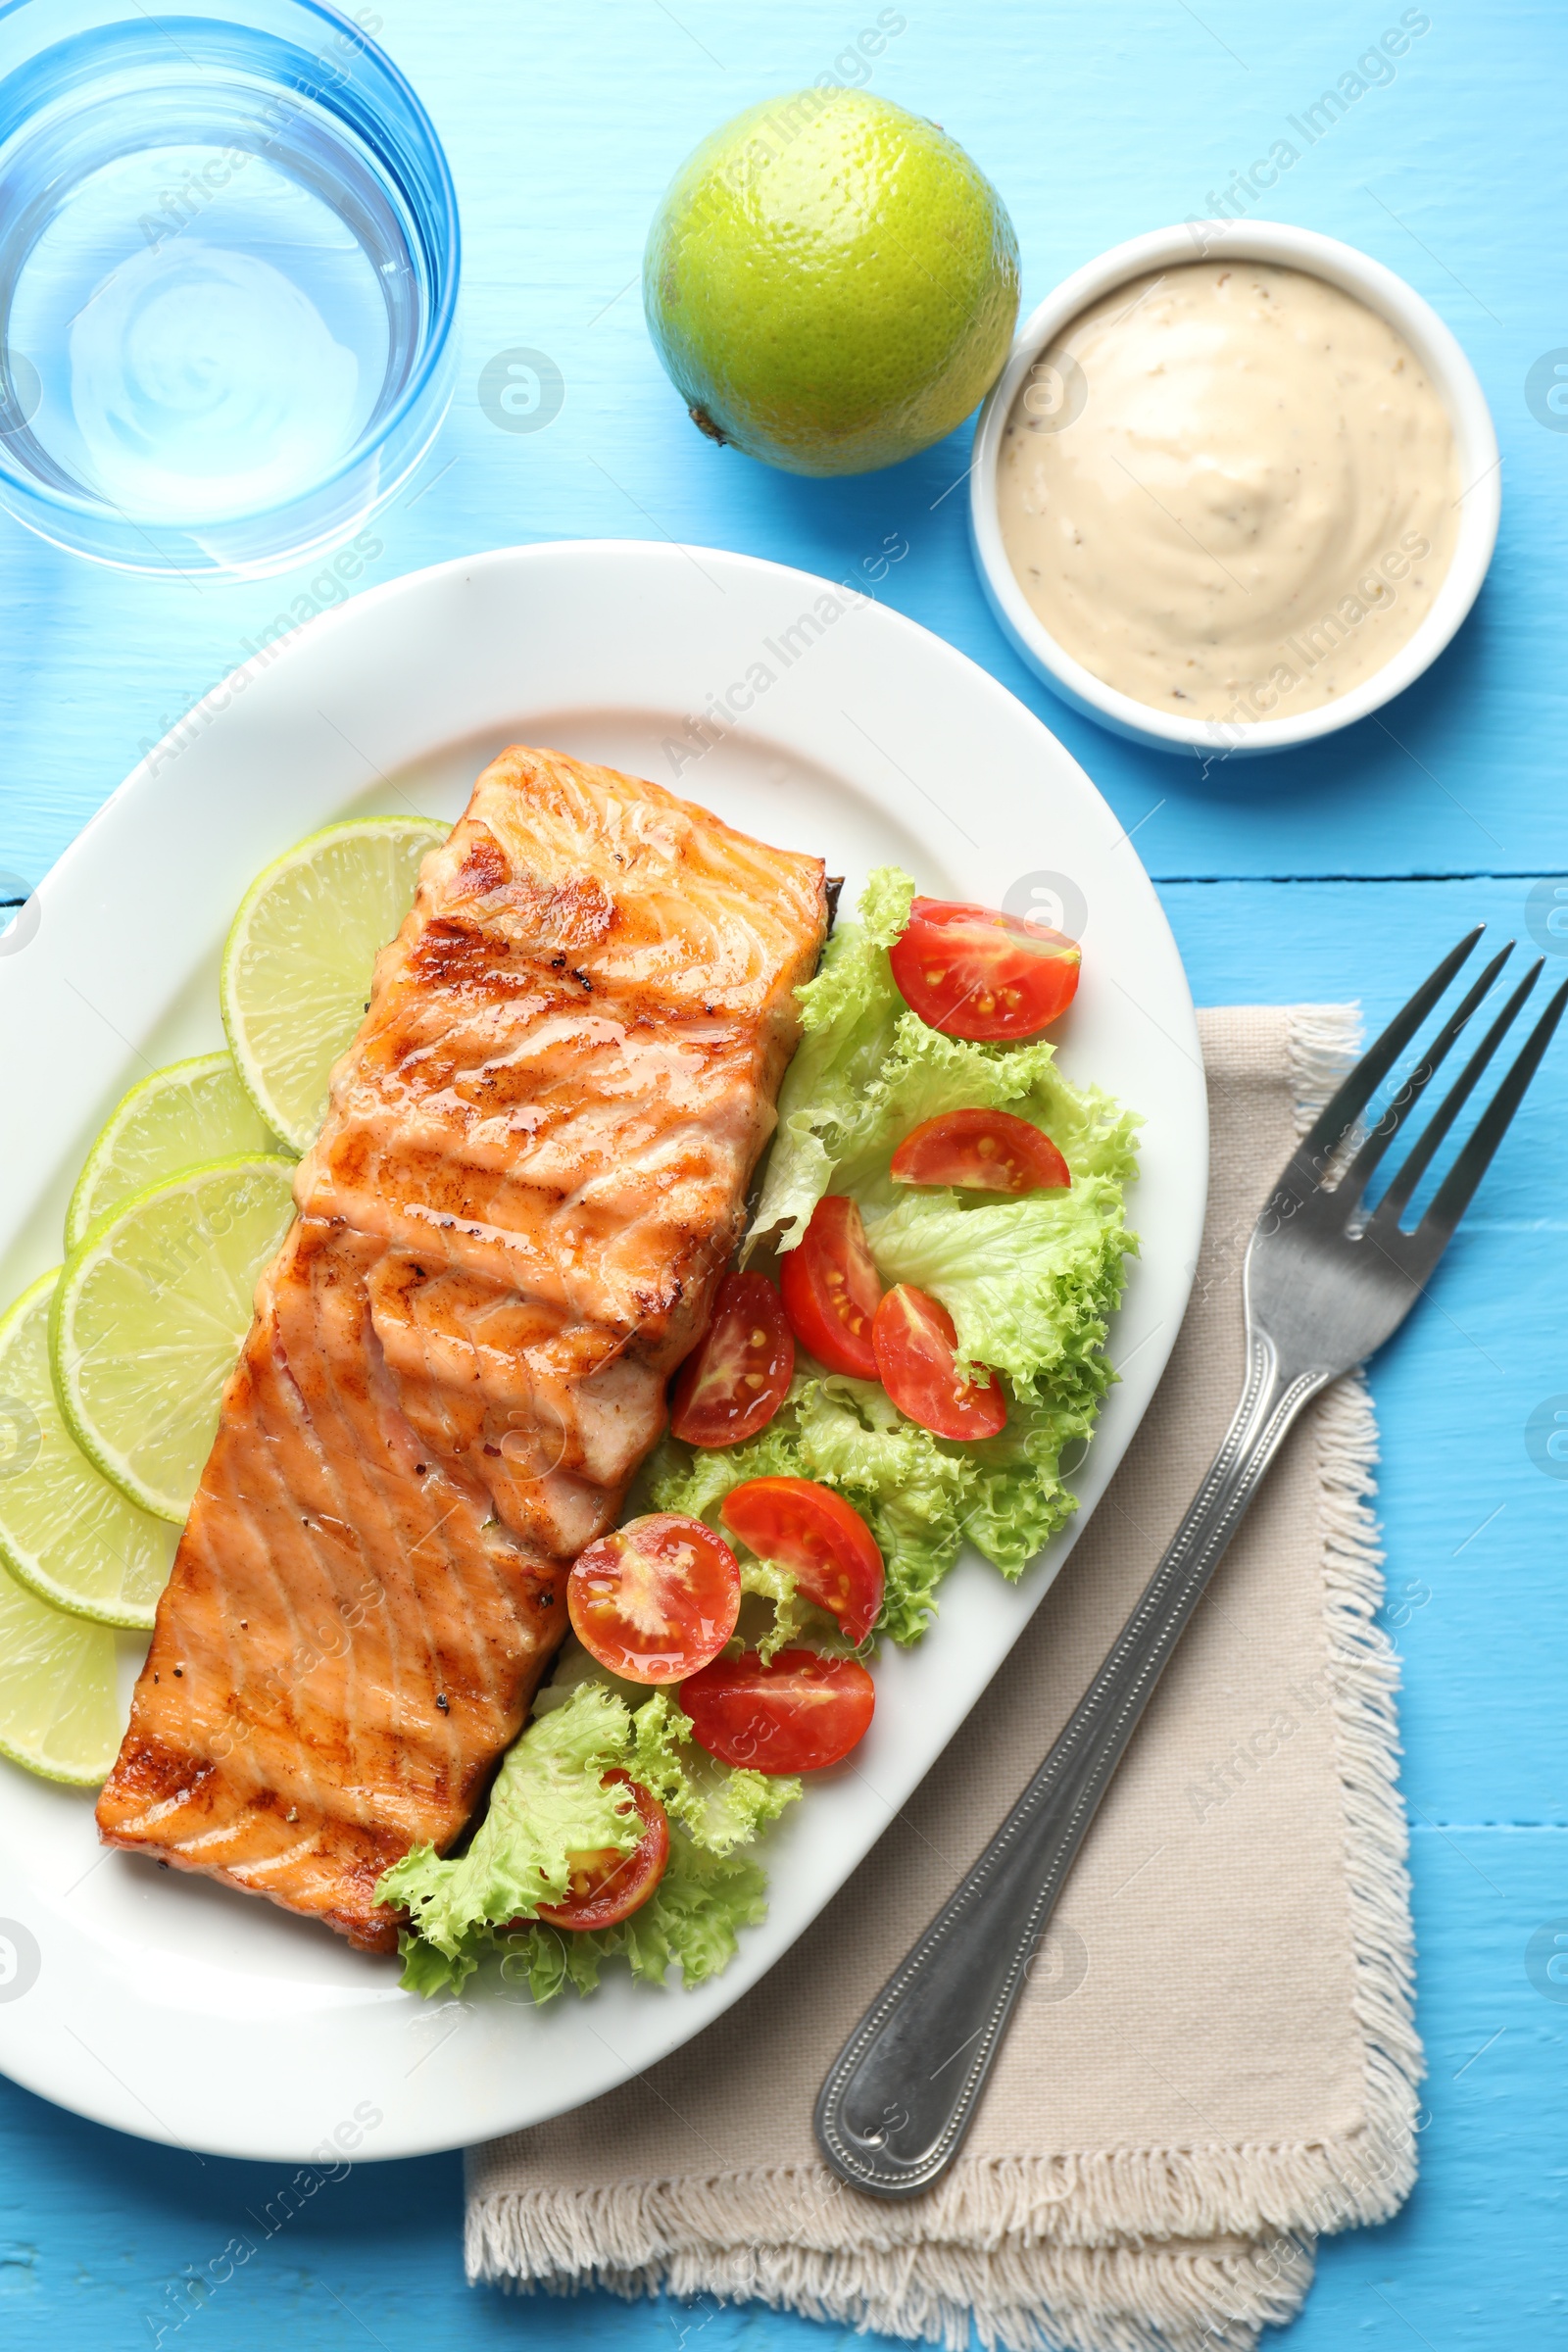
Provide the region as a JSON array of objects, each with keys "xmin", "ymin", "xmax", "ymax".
[{"xmin": 813, "ymin": 1335, "xmax": 1331, "ymax": 2200}]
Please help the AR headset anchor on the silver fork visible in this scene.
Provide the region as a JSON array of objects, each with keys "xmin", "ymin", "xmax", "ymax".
[{"xmin": 815, "ymin": 930, "xmax": 1568, "ymax": 2201}]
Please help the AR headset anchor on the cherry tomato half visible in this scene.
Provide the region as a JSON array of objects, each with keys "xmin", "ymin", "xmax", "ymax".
[
  {"xmin": 779, "ymin": 1196, "xmax": 882, "ymax": 1378},
  {"xmin": 670, "ymin": 1271, "xmax": 793, "ymax": 1446},
  {"xmin": 870, "ymin": 1284, "xmax": 1007, "ymax": 1442},
  {"xmin": 720, "ymin": 1476, "xmax": 885, "ymax": 1644},
  {"xmin": 889, "ymin": 898, "xmax": 1081, "ymax": 1042},
  {"xmin": 530, "ymin": 1772, "xmax": 669, "ymax": 1931},
  {"xmin": 567, "ymin": 1512, "xmax": 741, "ymax": 1683},
  {"xmin": 679, "ymin": 1648, "xmax": 876, "ymax": 1773},
  {"xmin": 891, "ymin": 1107, "xmax": 1070, "ymax": 1195}
]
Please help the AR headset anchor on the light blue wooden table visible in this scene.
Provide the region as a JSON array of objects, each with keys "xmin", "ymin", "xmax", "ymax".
[{"xmin": 2, "ymin": 4, "xmax": 1563, "ymax": 2345}]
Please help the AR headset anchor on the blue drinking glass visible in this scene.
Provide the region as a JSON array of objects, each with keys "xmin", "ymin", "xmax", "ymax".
[{"xmin": 0, "ymin": 0, "xmax": 460, "ymax": 575}]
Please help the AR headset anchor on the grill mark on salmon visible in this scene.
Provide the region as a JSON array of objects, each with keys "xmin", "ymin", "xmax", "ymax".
[{"xmin": 96, "ymin": 748, "xmax": 827, "ymax": 1949}]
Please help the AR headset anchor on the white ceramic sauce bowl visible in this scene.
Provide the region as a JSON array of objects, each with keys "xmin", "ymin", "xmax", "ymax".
[{"xmin": 967, "ymin": 220, "xmax": 1499, "ymax": 759}]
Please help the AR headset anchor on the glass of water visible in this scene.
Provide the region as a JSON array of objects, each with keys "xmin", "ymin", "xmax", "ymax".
[{"xmin": 0, "ymin": 0, "xmax": 459, "ymax": 576}]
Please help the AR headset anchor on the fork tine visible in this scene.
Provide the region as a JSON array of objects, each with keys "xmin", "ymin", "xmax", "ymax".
[
  {"xmin": 1338, "ymin": 942, "xmax": 1516, "ymax": 1204},
  {"xmin": 1414, "ymin": 974, "xmax": 1568, "ymax": 1244},
  {"xmin": 1298, "ymin": 927, "xmax": 1484, "ymax": 1170},
  {"xmin": 1374, "ymin": 956, "xmax": 1543, "ymax": 1226}
]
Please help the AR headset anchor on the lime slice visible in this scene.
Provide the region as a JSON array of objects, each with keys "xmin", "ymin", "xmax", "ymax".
[
  {"xmin": 221, "ymin": 815, "xmax": 445, "ymax": 1151},
  {"xmin": 0, "ymin": 1553, "xmax": 122, "ymax": 1785},
  {"xmin": 51, "ymin": 1155, "xmax": 297, "ymax": 1523},
  {"xmin": 0, "ymin": 1272, "xmax": 177, "ymax": 1628},
  {"xmin": 66, "ymin": 1051, "xmax": 284, "ymax": 1254}
]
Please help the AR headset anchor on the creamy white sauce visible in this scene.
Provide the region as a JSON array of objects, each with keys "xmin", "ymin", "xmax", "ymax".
[{"xmin": 997, "ymin": 262, "xmax": 1459, "ymax": 723}]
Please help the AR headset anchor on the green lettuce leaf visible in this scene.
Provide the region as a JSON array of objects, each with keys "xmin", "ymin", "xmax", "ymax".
[
  {"xmin": 865, "ymin": 1175, "xmax": 1134, "ymax": 1390},
  {"xmin": 380, "ymin": 1677, "xmax": 800, "ymax": 1998},
  {"xmin": 956, "ymin": 1380, "xmax": 1103, "ymax": 1570},
  {"xmin": 378, "ymin": 1682, "xmax": 640, "ymax": 1969},
  {"xmin": 658, "ymin": 1373, "xmax": 987, "ymax": 1646},
  {"xmin": 750, "ymin": 865, "xmax": 913, "ymax": 1251},
  {"xmin": 751, "ymin": 866, "xmax": 1138, "ymax": 1250},
  {"xmin": 495, "ymin": 1831, "xmax": 771, "ymax": 2003},
  {"xmin": 836, "ymin": 1015, "xmax": 1139, "ymax": 1218},
  {"xmin": 625, "ymin": 1687, "xmax": 800, "ymax": 1854},
  {"xmin": 736, "ymin": 1554, "xmax": 813, "ymax": 1663}
]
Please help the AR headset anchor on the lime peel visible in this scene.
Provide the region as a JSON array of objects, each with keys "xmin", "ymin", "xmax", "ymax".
[
  {"xmin": 67, "ymin": 1050, "xmax": 284, "ymax": 1254},
  {"xmin": 221, "ymin": 813, "xmax": 445, "ymax": 1152},
  {"xmin": 0, "ymin": 1271, "xmax": 176, "ymax": 1629},
  {"xmin": 0, "ymin": 1538, "xmax": 123, "ymax": 1786},
  {"xmin": 51, "ymin": 1154, "xmax": 298, "ymax": 1523}
]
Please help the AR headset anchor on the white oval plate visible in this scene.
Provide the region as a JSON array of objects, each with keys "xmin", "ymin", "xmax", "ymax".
[{"xmin": 0, "ymin": 542, "xmax": 1205, "ymax": 2162}]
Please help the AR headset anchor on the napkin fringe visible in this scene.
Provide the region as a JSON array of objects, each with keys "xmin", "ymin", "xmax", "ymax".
[
  {"xmin": 1286, "ymin": 1003, "xmax": 1424, "ymax": 2230},
  {"xmin": 466, "ymin": 2116, "xmax": 1397, "ymax": 2269},
  {"xmin": 1305, "ymin": 1372, "xmax": 1423, "ymax": 2224},
  {"xmin": 466, "ymin": 2198, "xmax": 1314, "ymax": 2352},
  {"xmin": 1284, "ymin": 1000, "xmax": 1363, "ymax": 1135}
]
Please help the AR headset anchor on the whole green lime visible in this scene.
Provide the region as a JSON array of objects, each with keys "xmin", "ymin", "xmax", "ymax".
[{"xmin": 643, "ymin": 90, "xmax": 1020, "ymax": 477}]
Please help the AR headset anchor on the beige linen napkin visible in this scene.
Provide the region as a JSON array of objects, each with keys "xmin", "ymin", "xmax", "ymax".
[{"xmin": 466, "ymin": 1007, "xmax": 1424, "ymax": 2352}]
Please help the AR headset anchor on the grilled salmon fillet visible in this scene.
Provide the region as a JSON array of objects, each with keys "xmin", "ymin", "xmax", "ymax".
[{"xmin": 96, "ymin": 747, "xmax": 827, "ymax": 1949}]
